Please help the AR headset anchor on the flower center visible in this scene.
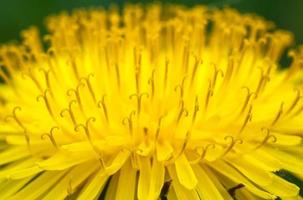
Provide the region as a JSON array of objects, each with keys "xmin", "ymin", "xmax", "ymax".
[{"xmin": 1, "ymin": 5, "xmax": 301, "ymax": 170}]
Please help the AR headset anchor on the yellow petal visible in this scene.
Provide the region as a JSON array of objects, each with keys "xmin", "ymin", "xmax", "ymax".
[
  {"xmin": 235, "ymin": 188, "xmax": 263, "ymax": 200},
  {"xmin": 272, "ymin": 133, "xmax": 302, "ymax": 146},
  {"xmin": 0, "ymin": 146, "xmax": 30, "ymax": 165},
  {"xmin": 243, "ymin": 152, "xmax": 281, "ymax": 171},
  {"xmin": 0, "ymin": 158, "xmax": 37, "ymax": 179},
  {"xmin": 283, "ymin": 196, "xmax": 303, "ymax": 200},
  {"xmin": 77, "ymin": 168, "xmax": 109, "ymax": 200},
  {"xmin": 286, "ymin": 146, "xmax": 303, "ymax": 157},
  {"xmin": 210, "ymin": 160, "xmax": 276, "ymax": 199},
  {"xmin": 203, "ymin": 166, "xmax": 235, "ymax": 200},
  {"xmin": 263, "ymin": 173, "xmax": 299, "ymax": 197},
  {"xmin": 175, "ymin": 154, "xmax": 198, "ymax": 189},
  {"xmin": 6, "ymin": 135, "xmax": 44, "ymax": 145},
  {"xmin": 115, "ymin": 160, "xmax": 137, "ymax": 200},
  {"xmin": 227, "ymin": 158, "xmax": 272, "ymax": 186},
  {"xmin": 275, "ymin": 118, "xmax": 303, "ymax": 133},
  {"xmin": 105, "ymin": 173, "xmax": 119, "ymax": 200},
  {"xmin": 43, "ymin": 161, "xmax": 99, "ymax": 200},
  {"xmin": 148, "ymin": 160, "xmax": 165, "ymax": 199},
  {"xmin": 61, "ymin": 138, "xmax": 126, "ymax": 154},
  {"xmin": 8, "ymin": 165, "xmax": 42, "ymax": 180},
  {"xmin": 138, "ymin": 157, "xmax": 151, "ymax": 200},
  {"xmin": 0, "ymin": 177, "xmax": 33, "ymax": 198},
  {"xmin": 167, "ymin": 165, "xmax": 200, "ymax": 200},
  {"xmin": 263, "ymin": 146, "xmax": 303, "ymax": 174},
  {"xmin": 11, "ymin": 170, "xmax": 67, "ymax": 200},
  {"xmin": 156, "ymin": 141, "xmax": 173, "ymax": 161},
  {"xmin": 37, "ymin": 150, "xmax": 95, "ymax": 170},
  {"xmin": 193, "ymin": 164, "xmax": 233, "ymax": 200},
  {"xmin": 104, "ymin": 150, "xmax": 130, "ymax": 175}
]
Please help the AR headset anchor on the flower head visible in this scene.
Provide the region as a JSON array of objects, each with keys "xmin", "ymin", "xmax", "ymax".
[{"xmin": 0, "ymin": 4, "xmax": 303, "ymax": 199}]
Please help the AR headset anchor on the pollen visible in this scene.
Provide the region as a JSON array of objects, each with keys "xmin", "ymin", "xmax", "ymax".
[{"xmin": 0, "ymin": 4, "xmax": 303, "ymax": 200}]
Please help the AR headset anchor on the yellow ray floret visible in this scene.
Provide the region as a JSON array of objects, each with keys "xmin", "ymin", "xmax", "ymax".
[{"xmin": 0, "ymin": 4, "xmax": 303, "ymax": 200}]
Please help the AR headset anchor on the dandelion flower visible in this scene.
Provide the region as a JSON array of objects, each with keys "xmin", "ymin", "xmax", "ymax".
[{"xmin": 0, "ymin": 4, "xmax": 303, "ymax": 200}]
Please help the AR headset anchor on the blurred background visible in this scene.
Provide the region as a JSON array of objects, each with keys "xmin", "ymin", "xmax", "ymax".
[{"xmin": 0, "ymin": 0, "xmax": 303, "ymax": 45}]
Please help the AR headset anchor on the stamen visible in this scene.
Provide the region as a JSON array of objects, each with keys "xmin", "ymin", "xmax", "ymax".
[
  {"xmin": 155, "ymin": 115, "xmax": 165, "ymax": 140},
  {"xmin": 80, "ymin": 73, "xmax": 97, "ymax": 103},
  {"xmin": 114, "ymin": 63, "xmax": 121, "ymax": 89},
  {"xmin": 240, "ymin": 87, "xmax": 256, "ymax": 115},
  {"xmin": 67, "ymin": 83, "xmax": 85, "ymax": 113},
  {"xmin": 190, "ymin": 54, "xmax": 202, "ymax": 86},
  {"xmin": 182, "ymin": 41, "xmax": 190, "ymax": 73},
  {"xmin": 134, "ymin": 47, "xmax": 142, "ymax": 93},
  {"xmin": 148, "ymin": 69, "xmax": 155, "ymax": 99},
  {"xmin": 255, "ymin": 67, "xmax": 270, "ymax": 98},
  {"xmin": 176, "ymin": 100, "xmax": 189, "ymax": 124},
  {"xmin": 285, "ymin": 89, "xmax": 303, "ymax": 115},
  {"xmin": 238, "ymin": 104, "xmax": 253, "ymax": 134},
  {"xmin": 5, "ymin": 107, "xmax": 31, "ymax": 150},
  {"xmin": 175, "ymin": 131, "xmax": 191, "ymax": 158},
  {"xmin": 60, "ymin": 100, "xmax": 78, "ymax": 126},
  {"xmin": 68, "ymin": 54, "xmax": 80, "ymax": 80},
  {"xmin": 39, "ymin": 68, "xmax": 54, "ymax": 98},
  {"xmin": 74, "ymin": 117, "xmax": 96, "ymax": 146},
  {"xmin": 36, "ymin": 89, "xmax": 56, "ymax": 120},
  {"xmin": 212, "ymin": 64, "xmax": 224, "ymax": 90},
  {"xmin": 41, "ymin": 126, "xmax": 60, "ymax": 149},
  {"xmin": 271, "ymin": 102, "xmax": 284, "ymax": 126},
  {"xmin": 192, "ymin": 96, "xmax": 200, "ymax": 123},
  {"xmin": 237, "ymin": 39, "xmax": 251, "ymax": 73},
  {"xmin": 254, "ymin": 128, "xmax": 277, "ymax": 149},
  {"xmin": 190, "ymin": 144, "xmax": 215, "ymax": 164},
  {"xmin": 134, "ymin": 47, "xmax": 142, "ymax": 70},
  {"xmin": 220, "ymin": 136, "xmax": 243, "ymax": 157},
  {"xmin": 135, "ymin": 69, "xmax": 140, "ymax": 94},
  {"xmin": 5, "ymin": 106, "xmax": 26, "ymax": 131},
  {"xmin": 134, "ymin": 47, "xmax": 142, "ymax": 68},
  {"xmin": 222, "ymin": 57, "xmax": 234, "ymax": 86},
  {"xmin": 104, "ymin": 46, "xmax": 110, "ymax": 71},
  {"xmin": 174, "ymin": 76, "xmax": 187, "ymax": 100},
  {"xmin": 129, "ymin": 92, "xmax": 149, "ymax": 115},
  {"xmin": 164, "ymin": 58, "xmax": 169, "ymax": 91},
  {"xmin": 22, "ymin": 69, "xmax": 43, "ymax": 93},
  {"xmin": 97, "ymin": 95, "xmax": 109, "ymax": 124},
  {"xmin": 205, "ymin": 80, "xmax": 214, "ymax": 111},
  {"xmin": 24, "ymin": 131, "xmax": 31, "ymax": 152},
  {"xmin": 122, "ymin": 110, "xmax": 136, "ymax": 134}
]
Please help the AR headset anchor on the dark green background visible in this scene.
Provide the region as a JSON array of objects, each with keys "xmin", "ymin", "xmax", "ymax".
[
  {"xmin": 0, "ymin": 0, "xmax": 303, "ymax": 197},
  {"xmin": 0, "ymin": 0, "xmax": 303, "ymax": 45}
]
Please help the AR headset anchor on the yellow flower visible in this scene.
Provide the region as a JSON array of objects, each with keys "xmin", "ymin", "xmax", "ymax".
[{"xmin": 0, "ymin": 4, "xmax": 303, "ymax": 200}]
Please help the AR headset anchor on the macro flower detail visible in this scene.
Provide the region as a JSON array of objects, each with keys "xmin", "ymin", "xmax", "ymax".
[{"xmin": 0, "ymin": 4, "xmax": 303, "ymax": 199}]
